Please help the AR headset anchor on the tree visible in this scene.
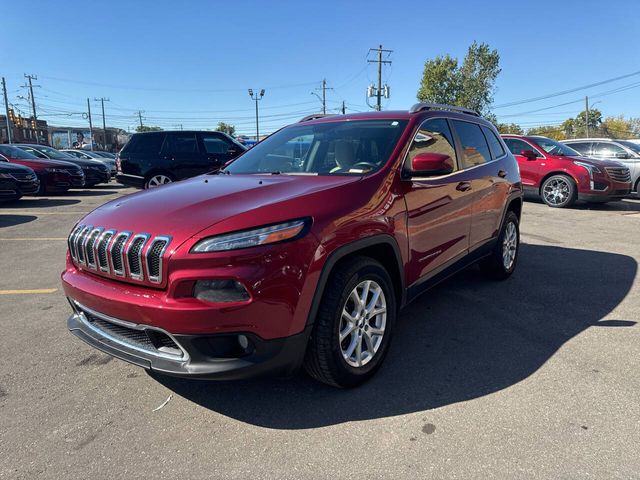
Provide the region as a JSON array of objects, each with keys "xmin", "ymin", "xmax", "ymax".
[
  {"xmin": 135, "ymin": 125, "xmax": 163, "ymax": 133},
  {"xmin": 216, "ymin": 122, "xmax": 235, "ymax": 136},
  {"xmin": 417, "ymin": 42, "xmax": 501, "ymax": 115},
  {"xmin": 600, "ymin": 115, "xmax": 640, "ymax": 139},
  {"xmin": 526, "ymin": 125, "xmax": 565, "ymax": 140},
  {"xmin": 496, "ymin": 122, "xmax": 524, "ymax": 135}
]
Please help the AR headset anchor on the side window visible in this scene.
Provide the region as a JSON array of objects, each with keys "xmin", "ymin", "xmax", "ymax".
[
  {"xmin": 503, "ymin": 138, "xmax": 542, "ymax": 157},
  {"xmin": 481, "ymin": 126, "xmax": 505, "ymax": 159},
  {"xmin": 565, "ymin": 142, "xmax": 591, "ymax": 155},
  {"xmin": 452, "ymin": 120, "xmax": 492, "ymax": 168},
  {"xmin": 163, "ymin": 133, "xmax": 197, "ymax": 154},
  {"xmin": 201, "ymin": 135, "xmax": 231, "ymax": 154},
  {"xmin": 407, "ymin": 118, "xmax": 458, "ymax": 171},
  {"xmin": 128, "ymin": 133, "xmax": 165, "ymax": 154},
  {"xmin": 593, "ymin": 142, "xmax": 625, "ymax": 156}
]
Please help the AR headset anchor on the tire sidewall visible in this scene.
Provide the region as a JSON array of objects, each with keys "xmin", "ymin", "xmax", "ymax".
[
  {"xmin": 541, "ymin": 174, "xmax": 575, "ymax": 208},
  {"xmin": 329, "ymin": 263, "xmax": 396, "ymax": 383},
  {"xmin": 499, "ymin": 211, "xmax": 520, "ymax": 276}
]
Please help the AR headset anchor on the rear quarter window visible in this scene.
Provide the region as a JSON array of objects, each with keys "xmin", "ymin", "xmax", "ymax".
[
  {"xmin": 124, "ymin": 133, "xmax": 165, "ymax": 154},
  {"xmin": 481, "ymin": 126, "xmax": 505, "ymax": 159}
]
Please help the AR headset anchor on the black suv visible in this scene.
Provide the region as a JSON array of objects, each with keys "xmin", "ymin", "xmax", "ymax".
[{"xmin": 117, "ymin": 131, "xmax": 247, "ymax": 189}]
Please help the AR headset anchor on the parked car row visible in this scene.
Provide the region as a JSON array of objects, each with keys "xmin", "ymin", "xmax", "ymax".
[
  {"xmin": 501, "ymin": 135, "xmax": 634, "ymax": 208},
  {"xmin": 0, "ymin": 144, "xmax": 114, "ymax": 201}
]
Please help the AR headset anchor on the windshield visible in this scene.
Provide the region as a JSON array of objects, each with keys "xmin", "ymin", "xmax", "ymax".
[
  {"xmin": 617, "ymin": 141, "xmax": 640, "ymax": 155},
  {"xmin": 225, "ymin": 120, "xmax": 408, "ymax": 176},
  {"xmin": 0, "ymin": 145, "xmax": 40, "ymax": 160},
  {"xmin": 530, "ymin": 137, "xmax": 580, "ymax": 156},
  {"xmin": 37, "ymin": 145, "xmax": 76, "ymax": 160}
]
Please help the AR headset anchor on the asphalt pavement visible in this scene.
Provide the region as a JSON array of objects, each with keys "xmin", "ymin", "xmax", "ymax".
[{"xmin": 1, "ymin": 185, "xmax": 639, "ymax": 479}]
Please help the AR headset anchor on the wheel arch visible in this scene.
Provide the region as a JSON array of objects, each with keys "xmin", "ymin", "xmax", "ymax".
[
  {"xmin": 305, "ymin": 235, "xmax": 405, "ymax": 328},
  {"xmin": 537, "ymin": 170, "xmax": 579, "ymax": 196}
]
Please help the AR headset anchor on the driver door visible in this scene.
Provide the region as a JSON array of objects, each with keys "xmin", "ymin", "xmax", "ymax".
[{"xmin": 503, "ymin": 138, "xmax": 543, "ymax": 188}]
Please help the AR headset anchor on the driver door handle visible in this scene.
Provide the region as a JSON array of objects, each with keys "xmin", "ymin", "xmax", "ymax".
[{"xmin": 456, "ymin": 181, "xmax": 472, "ymax": 192}]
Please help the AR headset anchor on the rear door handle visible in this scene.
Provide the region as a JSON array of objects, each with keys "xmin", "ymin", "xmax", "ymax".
[
  {"xmin": 498, "ymin": 170, "xmax": 507, "ymax": 178},
  {"xmin": 456, "ymin": 181, "xmax": 472, "ymax": 192}
]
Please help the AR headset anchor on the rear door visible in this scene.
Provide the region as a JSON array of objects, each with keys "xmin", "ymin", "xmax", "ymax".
[
  {"xmin": 198, "ymin": 132, "xmax": 239, "ymax": 171},
  {"xmin": 503, "ymin": 137, "xmax": 544, "ymax": 187},
  {"xmin": 161, "ymin": 132, "xmax": 201, "ymax": 180},
  {"xmin": 120, "ymin": 132, "xmax": 165, "ymax": 177},
  {"xmin": 403, "ymin": 117, "xmax": 473, "ymax": 284}
]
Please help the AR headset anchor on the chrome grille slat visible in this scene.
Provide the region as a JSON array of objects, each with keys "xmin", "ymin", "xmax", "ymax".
[
  {"xmin": 68, "ymin": 227, "xmax": 170, "ymax": 284},
  {"xmin": 605, "ymin": 167, "xmax": 631, "ymax": 183}
]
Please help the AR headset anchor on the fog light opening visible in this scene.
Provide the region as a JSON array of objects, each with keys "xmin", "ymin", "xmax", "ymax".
[
  {"xmin": 238, "ymin": 334, "xmax": 249, "ymax": 350},
  {"xmin": 193, "ymin": 279, "xmax": 250, "ymax": 303}
]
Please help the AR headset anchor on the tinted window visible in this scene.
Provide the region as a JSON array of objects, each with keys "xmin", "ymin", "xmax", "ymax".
[
  {"xmin": 617, "ymin": 140, "xmax": 640, "ymax": 155},
  {"xmin": 0, "ymin": 145, "xmax": 40, "ymax": 160},
  {"xmin": 481, "ymin": 126, "xmax": 505, "ymax": 159},
  {"xmin": 163, "ymin": 133, "xmax": 198, "ymax": 154},
  {"xmin": 564, "ymin": 142, "xmax": 591, "ymax": 155},
  {"xmin": 226, "ymin": 120, "xmax": 407, "ymax": 176},
  {"xmin": 125, "ymin": 133, "xmax": 165, "ymax": 154},
  {"xmin": 407, "ymin": 118, "xmax": 457, "ymax": 171},
  {"xmin": 503, "ymin": 138, "xmax": 542, "ymax": 157},
  {"xmin": 593, "ymin": 142, "xmax": 626, "ymax": 156},
  {"xmin": 452, "ymin": 120, "xmax": 492, "ymax": 167},
  {"xmin": 202, "ymin": 136, "xmax": 231, "ymax": 154}
]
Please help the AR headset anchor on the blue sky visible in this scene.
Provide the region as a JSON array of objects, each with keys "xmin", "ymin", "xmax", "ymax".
[{"xmin": 2, "ymin": 0, "xmax": 639, "ymax": 136}]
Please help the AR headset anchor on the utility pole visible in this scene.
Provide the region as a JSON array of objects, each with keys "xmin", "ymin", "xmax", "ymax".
[
  {"xmin": 341, "ymin": 100, "xmax": 346, "ymax": 115},
  {"xmin": 2, "ymin": 77, "xmax": 13, "ymax": 144},
  {"xmin": 136, "ymin": 111, "xmax": 144, "ymax": 129},
  {"xmin": 314, "ymin": 79, "xmax": 333, "ymax": 114},
  {"xmin": 86, "ymin": 98, "xmax": 94, "ymax": 150},
  {"xmin": 95, "ymin": 97, "xmax": 109, "ymax": 151},
  {"xmin": 585, "ymin": 96, "xmax": 590, "ymax": 137},
  {"xmin": 24, "ymin": 74, "xmax": 39, "ymax": 143},
  {"xmin": 367, "ymin": 45, "xmax": 392, "ymax": 111},
  {"xmin": 248, "ymin": 89, "xmax": 265, "ymax": 140}
]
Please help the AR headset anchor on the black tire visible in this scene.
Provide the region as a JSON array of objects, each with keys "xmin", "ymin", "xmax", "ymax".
[
  {"xmin": 303, "ymin": 256, "xmax": 396, "ymax": 388},
  {"xmin": 540, "ymin": 174, "xmax": 576, "ymax": 208},
  {"xmin": 144, "ymin": 172, "xmax": 175, "ymax": 189},
  {"xmin": 480, "ymin": 211, "xmax": 520, "ymax": 280},
  {"xmin": 35, "ymin": 175, "xmax": 46, "ymax": 195}
]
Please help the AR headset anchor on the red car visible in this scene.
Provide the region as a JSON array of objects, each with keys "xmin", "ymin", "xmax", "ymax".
[
  {"xmin": 63, "ymin": 104, "xmax": 523, "ymax": 387},
  {"xmin": 0, "ymin": 145, "xmax": 85, "ymax": 194},
  {"xmin": 502, "ymin": 135, "xmax": 632, "ymax": 208}
]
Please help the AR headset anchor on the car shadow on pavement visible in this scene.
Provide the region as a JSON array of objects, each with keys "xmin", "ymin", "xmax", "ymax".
[
  {"xmin": 1, "ymin": 198, "xmax": 80, "ymax": 208},
  {"xmin": 0, "ymin": 214, "xmax": 38, "ymax": 228},
  {"xmin": 154, "ymin": 244, "xmax": 637, "ymax": 430},
  {"xmin": 525, "ymin": 196, "xmax": 640, "ymax": 212}
]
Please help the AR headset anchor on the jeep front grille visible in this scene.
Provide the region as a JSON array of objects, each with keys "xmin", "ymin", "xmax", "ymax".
[{"xmin": 68, "ymin": 225, "xmax": 171, "ymax": 284}]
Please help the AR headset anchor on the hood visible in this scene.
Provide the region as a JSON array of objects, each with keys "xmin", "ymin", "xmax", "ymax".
[
  {"xmin": 81, "ymin": 173, "xmax": 362, "ymax": 244},
  {"xmin": 568, "ymin": 155, "xmax": 627, "ymax": 169},
  {"xmin": 58, "ymin": 157, "xmax": 107, "ymax": 168},
  {"xmin": 0, "ymin": 162, "xmax": 35, "ymax": 174},
  {"xmin": 7, "ymin": 158, "xmax": 80, "ymax": 172}
]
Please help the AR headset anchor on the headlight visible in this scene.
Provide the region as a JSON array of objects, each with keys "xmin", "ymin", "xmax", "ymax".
[
  {"xmin": 0, "ymin": 173, "xmax": 12, "ymax": 179},
  {"xmin": 191, "ymin": 219, "xmax": 309, "ymax": 253},
  {"xmin": 45, "ymin": 168, "xmax": 68, "ymax": 173},
  {"xmin": 573, "ymin": 161, "xmax": 600, "ymax": 176}
]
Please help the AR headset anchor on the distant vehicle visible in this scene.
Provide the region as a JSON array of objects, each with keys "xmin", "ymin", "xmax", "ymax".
[
  {"xmin": 15, "ymin": 145, "xmax": 110, "ymax": 187},
  {"xmin": 561, "ymin": 138, "xmax": 640, "ymax": 195},
  {"xmin": 0, "ymin": 145, "xmax": 85, "ymax": 194},
  {"xmin": 502, "ymin": 135, "xmax": 631, "ymax": 208},
  {"xmin": 117, "ymin": 130, "xmax": 247, "ymax": 189},
  {"xmin": 92, "ymin": 151, "xmax": 117, "ymax": 160},
  {"xmin": 61, "ymin": 149, "xmax": 117, "ymax": 177},
  {"xmin": 0, "ymin": 161, "xmax": 40, "ymax": 201}
]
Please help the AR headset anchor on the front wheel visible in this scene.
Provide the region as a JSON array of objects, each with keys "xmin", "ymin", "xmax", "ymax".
[
  {"xmin": 540, "ymin": 174, "xmax": 576, "ymax": 208},
  {"xmin": 304, "ymin": 257, "xmax": 396, "ymax": 388},
  {"xmin": 480, "ymin": 211, "xmax": 520, "ymax": 280}
]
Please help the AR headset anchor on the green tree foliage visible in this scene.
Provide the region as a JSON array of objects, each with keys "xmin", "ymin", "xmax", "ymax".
[
  {"xmin": 216, "ymin": 122, "xmax": 236, "ymax": 136},
  {"xmin": 417, "ymin": 42, "xmax": 501, "ymax": 115},
  {"xmin": 526, "ymin": 125, "xmax": 565, "ymax": 140},
  {"xmin": 135, "ymin": 125, "xmax": 163, "ymax": 133},
  {"xmin": 600, "ymin": 115, "xmax": 640, "ymax": 139},
  {"xmin": 496, "ymin": 122, "xmax": 524, "ymax": 135}
]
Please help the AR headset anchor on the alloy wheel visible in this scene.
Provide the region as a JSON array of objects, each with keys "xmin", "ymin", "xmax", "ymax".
[
  {"xmin": 339, "ymin": 280, "xmax": 387, "ymax": 368},
  {"xmin": 502, "ymin": 221, "xmax": 518, "ymax": 270},
  {"xmin": 542, "ymin": 178, "xmax": 570, "ymax": 205},
  {"xmin": 147, "ymin": 175, "xmax": 172, "ymax": 188}
]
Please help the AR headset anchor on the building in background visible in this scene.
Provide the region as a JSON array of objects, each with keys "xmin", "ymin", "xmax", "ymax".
[
  {"xmin": 47, "ymin": 126, "xmax": 124, "ymax": 152},
  {"xmin": 0, "ymin": 113, "xmax": 48, "ymax": 144}
]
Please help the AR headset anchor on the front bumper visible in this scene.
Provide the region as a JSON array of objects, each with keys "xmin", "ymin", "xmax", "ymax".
[
  {"xmin": 67, "ymin": 300, "xmax": 311, "ymax": 379},
  {"xmin": 84, "ymin": 170, "xmax": 111, "ymax": 185}
]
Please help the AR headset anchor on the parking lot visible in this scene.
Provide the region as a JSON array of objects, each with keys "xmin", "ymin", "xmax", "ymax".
[{"xmin": 1, "ymin": 185, "xmax": 639, "ymax": 479}]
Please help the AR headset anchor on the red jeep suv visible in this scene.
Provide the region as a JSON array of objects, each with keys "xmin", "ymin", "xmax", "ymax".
[
  {"xmin": 63, "ymin": 104, "xmax": 523, "ymax": 387},
  {"xmin": 502, "ymin": 135, "xmax": 632, "ymax": 208}
]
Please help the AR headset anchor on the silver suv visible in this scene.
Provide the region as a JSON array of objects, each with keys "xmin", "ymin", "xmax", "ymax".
[{"xmin": 561, "ymin": 138, "xmax": 640, "ymax": 195}]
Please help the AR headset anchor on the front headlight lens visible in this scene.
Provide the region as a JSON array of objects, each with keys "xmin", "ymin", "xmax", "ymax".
[
  {"xmin": 191, "ymin": 219, "xmax": 308, "ymax": 253},
  {"xmin": 0, "ymin": 173, "xmax": 12, "ymax": 179},
  {"xmin": 573, "ymin": 161, "xmax": 601, "ymax": 175}
]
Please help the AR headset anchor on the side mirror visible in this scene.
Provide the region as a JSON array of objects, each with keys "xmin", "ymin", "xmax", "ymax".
[
  {"xmin": 409, "ymin": 152, "xmax": 454, "ymax": 176},
  {"xmin": 615, "ymin": 152, "xmax": 630, "ymax": 159},
  {"xmin": 520, "ymin": 150, "xmax": 538, "ymax": 161}
]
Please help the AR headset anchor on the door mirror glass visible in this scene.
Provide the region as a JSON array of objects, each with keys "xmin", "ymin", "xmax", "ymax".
[
  {"xmin": 520, "ymin": 150, "xmax": 538, "ymax": 161},
  {"xmin": 615, "ymin": 152, "xmax": 630, "ymax": 159},
  {"xmin": 410, "ymin": 152, "xmax": 454, "ymax": 176}
]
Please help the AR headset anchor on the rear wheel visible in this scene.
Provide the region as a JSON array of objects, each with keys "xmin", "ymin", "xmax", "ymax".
[
  {"xmin": 36, "ymin": 175, "xmax": 46, "ymax": 195},
  {"xmin": 480, "ymin": 211, "xmax": 520, "ymax": 280},
  {"xmin": 304, "ymin": 257, "xmax": 396, "ymax": 388},
  {"xmin": 145, "ymin": 173, "xmax": 174, "ymax": 189},
  {"xmin": 540, "ymin": 174, "xmax": 576, "ymax": 208}
]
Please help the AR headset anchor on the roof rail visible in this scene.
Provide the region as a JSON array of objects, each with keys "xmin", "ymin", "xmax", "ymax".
[
  {"xmin": 409, "ymin": 102, "xmax": 479, "ymax": 117},
  {"xmin": 299, "ymin": 113, "xmax": 336, "ymax": 123}
]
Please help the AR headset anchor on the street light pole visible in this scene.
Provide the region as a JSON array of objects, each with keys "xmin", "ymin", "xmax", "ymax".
[{"xmin": 248, "ymin": 89, "xmax": 265, "ymax": 141}]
